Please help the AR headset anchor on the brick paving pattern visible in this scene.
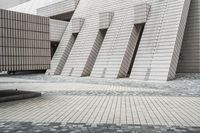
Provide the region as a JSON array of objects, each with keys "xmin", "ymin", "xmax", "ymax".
[{"xmin": 0, "ymin": 75, "xmax": 200, "ymax": 132}]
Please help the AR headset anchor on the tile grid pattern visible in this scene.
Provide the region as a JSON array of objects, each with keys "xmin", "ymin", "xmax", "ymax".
[
  {"xmin": 49, "ymin": 19, "xmax": 68, "ymax": 42},
  {"xmin": 0, "ymin": 9, "xmax": 50, "ymax": 71},
  {"xmin": 91, "ymin": 6, "xmax": 141, "ymax": 78},
  {"xmin": 134, "ymin": 3, "xmax": 151, "ymax": 24},
  {"xmin": 0, "ymin": 95, "xmax": 200, "ymax": 127},
  {"xmin": 37, "ymin": 0, "xmax": 78, "ymax": 17},
  {"xmin": 81, "ymin": 30, "xmax": 106, "ymax": 76},
  {"xmin": 60, "ymin": 16, "xmax": 100, "ymax": 77},
  {"xmin": 53, "ymin": 0, "xmax": 142, "ymax": 78},
  {"xmin": 46, "ymin": 24, "xmax": 76, "ymax": 75},
  {"xmin": 168, "ymin": 0, "xmax": 192, "ymax": 80},
  {"xmin": 130, "ymin": 0, "xmax": 191, "ymax": 81},
  {"xmin": 71, "ymin": 18, "xmax": 84, "ymax": 33},
  {"xmin": 80, "ymin": 12, "xmax": 114, "ymax": 76},
  {"xmin": 45, "ymin": 0, "xmax": 193, "ymax": 81},
  {"xmin": 177, "ymin": 0, "xmax": 200, "ymax": 73},
  {"xmin": 8, "ymin": 0, "xmax": 199, "ymax": 81},
  {"xmin": 99, "ymin": 12, "xmax": 114, "ymax": 30},
  {"xmin": 45, "ymin": 0, "xmax": 82, "ymax": 75}
]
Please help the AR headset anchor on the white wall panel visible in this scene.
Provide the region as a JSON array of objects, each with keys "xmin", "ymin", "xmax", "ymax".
[
  {"xmin": 0, "ymin": 9, "xmax": 50, "ymax": 71},
  {"xmin": 71, "ymin": 18, "xmax": 84, "ymax": 33},
  {"xmin": 50, "ymin": 19, "xmax": 68, "ymax": 42},
  {"xmin": 46, "ymin": 23, "xmax": 75, "ymax": 75},
  {"xmin": 134, "ymin": 3, "xmax": 151, "ymax": 24},
  {"xmin": 177, "ymin": 0, "xmax": 200, "ymax": 73},
  {"xmin": 37, "ymin": 0, "xmax": 79, "ymax": 17},
  {"xmin": 60, "ymin": 0, "xmax": 147, "ymax": 78},
  {"xmin": 99, "ymin": 12, "xmax": 114, "ymax": 29},
  {"xmin": 44, "ymin": 0, "xmax": 198, "ymax": 81},
  {"xmin": 130, "ymin": 0, "xmax": 191, "ymax": 81}
]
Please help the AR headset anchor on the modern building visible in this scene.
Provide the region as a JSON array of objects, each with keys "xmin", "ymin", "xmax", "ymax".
[{"xmin": 1, "ymin": 0, "xmax": 199, "ymax": 81}]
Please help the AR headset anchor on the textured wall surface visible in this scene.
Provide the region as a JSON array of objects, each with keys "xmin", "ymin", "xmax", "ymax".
[
  {"xmin": 134, "ymin": 3, "xmax": 151, "ymax": 24},
  {"xmin": 50, "ymin": 19, "xmax": 68, "ymax": 42},
  {"xmin": 0, "ymin": 9, "xmax": 50, "ymax": 71},
  {"xmin": 46, "ymin": 23, "xmax": 75, "ymax": 75},
  {"xmin": 177, "ymin": 0, "xmax": 200, "ymax": 73},
  {"xmin": 10, "ymin": 0, "xmax": 198, "ymax": 81},
  {"xmin": 37, "ymin": 0, "xmax": 79, "ymax": 17},
  {"xmin": 60, "ymin": 0, "xmax": 145, "ymax": 78},
  {"xmin": 130, "ymin": 0, "xmax": 191, "ymax": 81},
  {"xmin": 47, "ymin": 0, "xmax": 192, "ymax": 80}
]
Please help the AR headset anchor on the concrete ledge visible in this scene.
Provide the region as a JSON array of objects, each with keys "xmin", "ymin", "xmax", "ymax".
[{"xmin": 0, "ymin": 90, "xmax": 41, "ymax": 103}]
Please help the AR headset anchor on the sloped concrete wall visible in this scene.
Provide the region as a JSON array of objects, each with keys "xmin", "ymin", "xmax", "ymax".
[
  {"xmin": 50, "ymin": 19, "xmax": 68, "ymax": 42},
  {"xmin": 45, "ymin": 0, "xmax": 194, "ymax": 81},
  {"xmin": 130, "ymin": 0, "xmax": 191, "ymax": 81},
  {"xmin": 37, "ymin": 0, "xmax": 78, "ymax": 17},
  {"xmin": 46, "ymin": 23, "xmax": 74, "ymax": 75},
  {"xmin": 177, "ymin": 0, "xmax": 200, "ymax": 73},
  {"xmin": 61, "ymin": 0, "xmax": 145, "ymax": 78}
]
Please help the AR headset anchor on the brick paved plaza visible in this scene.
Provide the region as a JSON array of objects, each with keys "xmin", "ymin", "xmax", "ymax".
[{"xmin": 0, "ymin": 74, "xmax": 200, "ymax": 132}]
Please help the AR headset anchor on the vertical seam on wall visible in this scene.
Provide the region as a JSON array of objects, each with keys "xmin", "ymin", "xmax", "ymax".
[
  {"xmin": 104, "ymin": 10, "xmax": 127, "ymax": 77},
  {"xmin": 145, "ymin": 0, "xmax": 168, "ymax": 80}
]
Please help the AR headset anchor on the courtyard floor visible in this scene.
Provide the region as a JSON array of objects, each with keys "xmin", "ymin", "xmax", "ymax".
[{"xmin": 0, "ymin": 74, "xmax": 200, "ymax": 132}]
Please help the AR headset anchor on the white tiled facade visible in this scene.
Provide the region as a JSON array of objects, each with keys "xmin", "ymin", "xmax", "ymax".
[
  {"xmin": 0, "ymin": 9, "xmax": 50, "ymax": 71},
  {"xmin": 133, "ymin": 3, "xmax": 151, "ymax": 24},
  {"xmin": 37, "ymin": 0, "xmax": 79, "ymax": 18},
  {"xmin": 50, "ymin": 19, "xmax": 68, "ymax": 42},
  {"xmin": 130, "ymin": 0, "xmax": 191, "ymax": 81},
  {"xmin": 6, "ymin": 0, "xmax": 200, "ymax": 81},
  {"xmin": 177, "ymin": 0, "xmax": 200, "ymax": 73}
]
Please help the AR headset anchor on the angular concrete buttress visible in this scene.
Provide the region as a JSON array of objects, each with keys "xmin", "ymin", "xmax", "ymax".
[
  {"xmin": 177, "ymin": 0, "xmax": 200, "ymax": 73},
  {"xmin": 130, "ymin": 0, "xmax": 191, "ymax": 81},
  {"xmin": 60, "ymin": 13, "xmax": 114, "ymax": 77},
  {"xmin": 50, "ymin": 19, "xmax": 68, "ymax": 42},
  {"xmin": 71, "ymin": 18, "xmax": 85, "ymax": 33},
  {"xmin": 134, "ymin": 3, "xmax": 151, "ymax": 24},
  {"xmin": 46, "ymin": 18, "xmax": 85, "ymax": 75},
  {"xmin": 91, "ymin": 5, "xmax": 147, "ymax": 78},
  {"xmin": 37, "ymin": 0, "xmax": 79, "ymax": 18},
  {"xmin": 99, "ymin": 12, "xmax": 114, "ymax": 29}
]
